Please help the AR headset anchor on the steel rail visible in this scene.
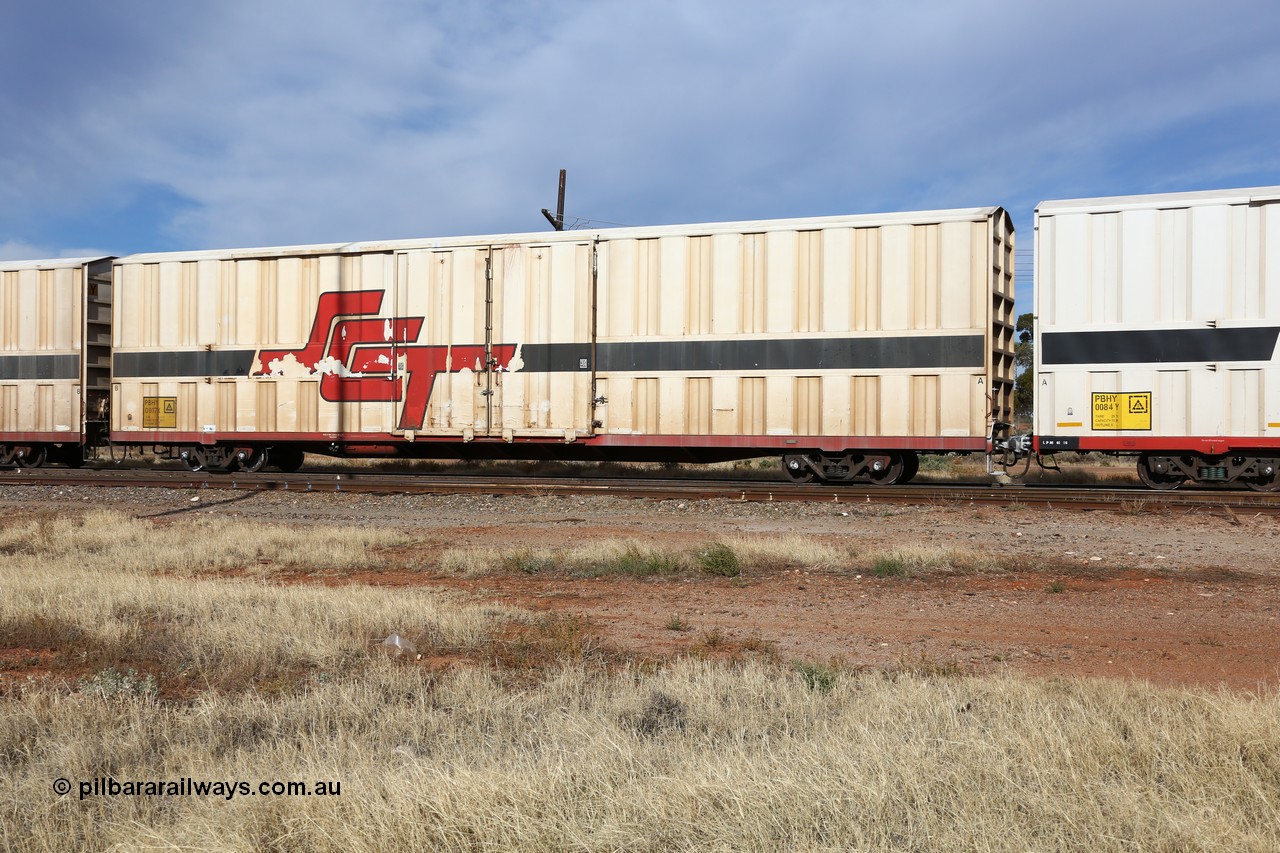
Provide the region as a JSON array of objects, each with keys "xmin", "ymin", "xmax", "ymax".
[{"xmin": 1, "ymin": 467, "xmax": 1277, "ymax": 514}]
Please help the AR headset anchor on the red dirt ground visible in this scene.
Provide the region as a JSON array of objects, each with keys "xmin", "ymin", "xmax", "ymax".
[
  {"xmin": 329, "ymin": 497, "xmax": 1280, "ymax": 690},
  {"xmin": 364, "ymin": 563, "xmax": 1280, "ymax": 690}
]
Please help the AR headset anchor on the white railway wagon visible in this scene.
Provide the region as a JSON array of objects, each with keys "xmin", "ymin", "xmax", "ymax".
[
  {"xmin": 1034, "ymin": 185, "xmax": 1280, "ymax": 489},
  {"xmin": 111, "ymin": 207, "xmax": 1015, "ymax": 482},
  {"xmin": 0, "ymin": 256, "xmax": 112, "ymax": 466}
]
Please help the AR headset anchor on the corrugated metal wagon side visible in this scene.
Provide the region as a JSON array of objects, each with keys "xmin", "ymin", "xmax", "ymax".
[
  {"xmin": 587, "ymin": 208, "xmax": 1015, "ymax": 484},
  {"xmin": 109, "ymin": 238, "xmax": 597, "ymax": 471},
  {"xmin": 0, "ymin": 256, "xmax": 112, "ymax": 467},
  {"xmin": 111, "ymin": 244, "xmax": 382, "ymax": 471},
  {"xmin": 108, "ymin": 207, "xmax": 1012, "ymax": 482},
  {"xmin": 1034, "ymin": 185, "xmax": 1280, "ymax": 489}
]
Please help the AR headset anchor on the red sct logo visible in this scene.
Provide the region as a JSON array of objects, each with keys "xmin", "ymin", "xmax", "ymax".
[{"xmin": 253, "ymin": 290, "xmax": 515, "ymax": 431}]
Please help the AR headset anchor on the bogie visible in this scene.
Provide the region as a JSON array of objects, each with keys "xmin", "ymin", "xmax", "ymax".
[
  {"xmin": 780, "ymin": 451, "xmax": 919, "ymax": 486},
  {"xmin": 1135, "ymin": 452, "xmax": 1280, "ymax": 490}
]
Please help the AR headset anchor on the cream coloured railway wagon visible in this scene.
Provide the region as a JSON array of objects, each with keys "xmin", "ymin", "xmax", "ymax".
[
  {"xmin": 110, "ymin": 208, "xmax": 1015, "ymax": 482},
  {"xmin": 0, "ymin": 256, "xmax": 112, "ymax": 466},
  {"xmin": 1034, "ymin": 185, "xmax": 1280, "ymax": 490}
]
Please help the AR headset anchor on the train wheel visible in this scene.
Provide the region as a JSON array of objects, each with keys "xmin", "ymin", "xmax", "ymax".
[
  {"xmin": 1136, "ymin": 454, "xmax": 1185, "ymax": 490},
  {"xmin": 1245, "ymin": 459, "xmax": 1280, "ymax": 492},
  {"xmin": 781, "ymin": 454, "xmax": 817, "ymax": 483},
  {"xmin": 16, "ymin": 446, "xmax": 47, "ymax": 468},
  {"xmin": 179, "ymin": 447, "xmax": 207, "ymax": 472},
  {"xmin": 866, "ymin": 453, "xmax": 906, "ymax": 486},
  {"xmin": 238, "ymin": 447, "xmax": 269, "ymax": 473}
]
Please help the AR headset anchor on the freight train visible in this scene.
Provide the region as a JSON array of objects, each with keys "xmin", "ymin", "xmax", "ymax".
[{"xmin": 1, "ymin": 184, "xmax": 1277, "ymax": 490}]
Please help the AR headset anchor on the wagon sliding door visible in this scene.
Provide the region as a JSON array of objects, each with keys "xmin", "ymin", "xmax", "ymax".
[
  {"xmin": 393, "ymin": 240, "xmax": 596, "ymax": 439},
  {"xmin": 489, "ymin": 240, "xmax": 597, "ymax": 440},
  {"xmin": 391, "ymin": 247, "xmax": 489, "ymax": 438}
]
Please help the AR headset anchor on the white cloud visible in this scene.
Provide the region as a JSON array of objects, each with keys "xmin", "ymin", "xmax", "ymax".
[
  {"xmin": 0, "ymin": 241, "xmax": 49, "ymax": 262},
  {"xmin": 2, "ymin": 0, "xmax": 1278, "ymax": 258},
  {"xmin": 0, "ymin": 241, "xmax": 112, "ymax": 262}
]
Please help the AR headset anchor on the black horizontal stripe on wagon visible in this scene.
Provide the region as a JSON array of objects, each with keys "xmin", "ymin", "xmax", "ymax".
[
  {"xmin": 0, "ymin": 354, "xmax": 81, "ymax": 380},
  {"xmin": 113, "ymin": 351, "xmax": 258, "ymax": 378},
  {"xmin": 1041, "ymin": 327, "xmax": 1280, "ymax": 365},
  {"xmin": 520, "ymin": 335, "xmax": 985, "ymax": 372},
  {"xmin": 111, "ymin": 335, "xmax": 985, "ymax": 379}
]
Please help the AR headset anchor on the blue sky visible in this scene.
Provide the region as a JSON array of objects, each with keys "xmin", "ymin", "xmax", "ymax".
[{"xmin": 2, "ymin": 0, "xmax": 1279, "ymax": 310}]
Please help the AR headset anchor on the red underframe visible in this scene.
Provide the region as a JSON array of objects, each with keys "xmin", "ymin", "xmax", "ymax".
[
  {"xmin": 1038, "ymin": 435, "xmax": 1280, "ymax": 454},
  {"xmin": 0, "ymin": 432, "xmax": 84, "ymax": 443}
]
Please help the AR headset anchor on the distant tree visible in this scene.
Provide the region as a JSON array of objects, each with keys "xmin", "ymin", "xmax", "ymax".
[{"xmin": 1013, "ymin": 312, "xmax": 1034, "ymax": 425}]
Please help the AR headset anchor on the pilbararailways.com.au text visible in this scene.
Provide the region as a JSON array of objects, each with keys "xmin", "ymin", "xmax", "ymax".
[{"xmin": 57, "ymin": 777, "xmax": 341, "ymax": 801}]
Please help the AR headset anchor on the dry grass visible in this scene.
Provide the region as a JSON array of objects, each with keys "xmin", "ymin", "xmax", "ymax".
[
  {"xmin": 911, "ymin": 453, "xmax": 983, "ymax": 481},
  {"xmin": 0, "ymin": 510, "xmax": 408, "ymax": 576},
  {"xmin": 1023, "ymin": 454, "xmax": 1141, "ymax": 485},
  {"xmin": 912, "ymin": 452, "xmax": 1143, "ymax": 486},
  {"xmin": 0, "ymin": 512, "xmax": 512, "ymax": 692},
  {"xmin": 438, "ymin": 537, "xmax": 1015, "ymax": 580},
  {"xmin": 3, "ymin": 512, "xmax": 1278, "ymax": 850},
  {"xmin": 442, "ymin": 538, "xmax": 750, "ymax": 578},
  {"xmin": 3, "ymin": 660, "xmax": 1278, "ymax": 851},
  {"xmin": 871, "ymin": 544, "xmax": 1004, "ymax": 578},
  {"xmin": 725, "ymin": 534, "xmax": 847, "ymax": 570},
  {"xmin": 440, "ymin": 539, "xmax": 687, "ymax": 577}
]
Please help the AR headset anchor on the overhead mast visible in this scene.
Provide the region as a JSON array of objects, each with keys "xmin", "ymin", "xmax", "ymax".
[{"xmin": 541, "ymin": 169, "xmax": 567, "ymax": 231}]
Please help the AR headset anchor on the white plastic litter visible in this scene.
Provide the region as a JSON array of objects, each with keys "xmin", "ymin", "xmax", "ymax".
[{"xmin": 378, "ymin": 633, "xmax": 420, "ymax": 660}]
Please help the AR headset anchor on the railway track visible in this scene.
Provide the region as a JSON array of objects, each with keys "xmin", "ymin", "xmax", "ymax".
[{"xmin": 2, "ymin": 466, "xmax": 1278, "ymax": 514}]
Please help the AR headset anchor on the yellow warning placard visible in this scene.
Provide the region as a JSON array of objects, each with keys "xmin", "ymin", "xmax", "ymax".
[
  {"xmin": 142, "ymin": 396, "xmax": 178, "ymax": 429},
  {"xmin": 1091, "ymin": 392, "xmax": 1151, "ymax": 430}
]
